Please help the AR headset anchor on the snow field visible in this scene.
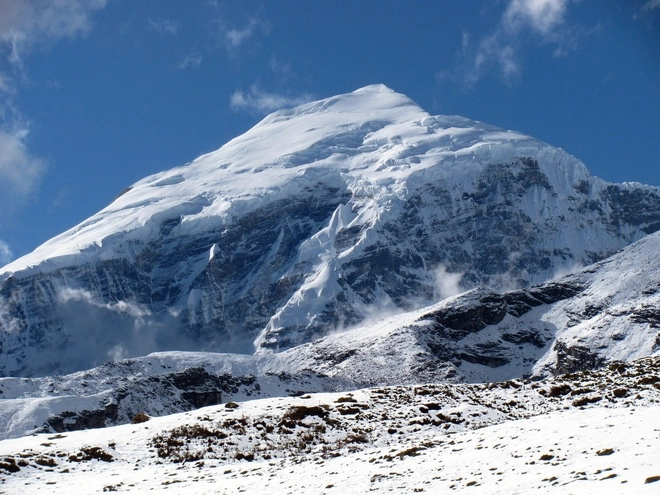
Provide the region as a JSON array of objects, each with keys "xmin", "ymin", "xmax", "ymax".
[{"xmin": 0, "ymin": 356, "xmax": 658, "ymax": 493}]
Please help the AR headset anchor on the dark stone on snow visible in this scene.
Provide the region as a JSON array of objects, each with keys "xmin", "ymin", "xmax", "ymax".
[{"xmin": 554, "ymin": 341, "xmax": 605, "ymax": 375}]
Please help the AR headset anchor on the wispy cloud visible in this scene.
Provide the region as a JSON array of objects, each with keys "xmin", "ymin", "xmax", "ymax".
[
  {"xmin": 179, "ymin": 53, "xmax": 202, "ymax": 70},
  {"xmin": 0, "ymin": 0, "xmax": 107, "ymax": 68},
  {"xmin": 0, "ymin": 128, "xmax": 45, "ymax": 198},
  {"xmin": 642, "ymin": 0, "xmax": 660, "ymax": 12},
  {"xmin": 503, "ymin": 0, "xmax": 569, "ymax": 35},
  {"xmin": 269, "ymin": 55, "xmax": 296, "ymax": 84},
  {"xmin": 635, "ymin": 0, "xmax": 660, "ymax": 22},
  {"xmin": 230, "ymin": 85, "xmax": 313, "ymax": 114},
  {"xmin": 58, "ymin": 287, "xmax": 152, "ymax": 319},
  {"xmin": 439, "ymin": 0, "xmax": 581, "ymax": 87},
  {"xmin": 633, "ymin": 0, "xmax": 660, "ymax": 26},
  {"xmin": 433, "ymin": 265, "xmax": 464, "ymax": 301},
  {"xmin": 206, "ymin": 4, "xmax": 270, "ymax": 55},
  {"xmin": 0, "ymin": 239, "xmax": 12, "ymax": 265},
  {"xmin": 225, "ymin": 17, "xmax": 261, "ymax": 49},
  {"xmin": 0, "ymin": 0, "xmax": 106, "ymax": 205},
  {"xmin": 148, "ymin": 18, "xmax": 178, "ymax": 36}
]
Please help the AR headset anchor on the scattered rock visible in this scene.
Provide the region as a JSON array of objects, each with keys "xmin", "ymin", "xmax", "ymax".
[{"xmin": 131, "ymin": 412, "xmax": 150, "ymax": 424}]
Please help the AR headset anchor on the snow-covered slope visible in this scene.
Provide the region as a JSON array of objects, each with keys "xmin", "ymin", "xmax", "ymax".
[
  {"xmin": 1, "ymin": 84, "xmax": 660, "ymax": 377},
  {"xmin": 1, "ymin": 356, "xmax": 658, "ymax": 493},
  {"xmin": 0, "ymin": 229, "xmax": 657, "ymax": 440}
]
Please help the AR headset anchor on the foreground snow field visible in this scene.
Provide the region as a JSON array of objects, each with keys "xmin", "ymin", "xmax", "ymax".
[
  {"xmin": 1, "ymin": 407, "xmax": 658, "ymax": 494},
  {"xmin": 1, "ymin": 357, "xmax": 658, "ymax": 494}
]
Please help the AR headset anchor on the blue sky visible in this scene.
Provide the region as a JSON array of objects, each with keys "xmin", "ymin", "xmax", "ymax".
[{"xmin": 0, "ymin": 0, "xmax": 658, "ymax": 263}]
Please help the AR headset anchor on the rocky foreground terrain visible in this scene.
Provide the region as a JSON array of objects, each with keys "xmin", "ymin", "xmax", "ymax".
[{"xmin": 0, "ymin": 355, "xmax": 658, "ymax": 493}]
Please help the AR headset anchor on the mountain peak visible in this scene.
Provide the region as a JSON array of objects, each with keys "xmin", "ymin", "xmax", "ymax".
[
  {"xmin": 349, "ymin": 83, "xmax": 413, "ymax": 103},
  {"xmin": 1, "ymin": 86, "xmax": 660, "ymax": 376},
  {"xmin": 353, "ymin": 83, "xmax": 395, "ymax": 93},
  {"xmin": 258, "ymin": 84, "xmax": 426, "ymax": 129}
]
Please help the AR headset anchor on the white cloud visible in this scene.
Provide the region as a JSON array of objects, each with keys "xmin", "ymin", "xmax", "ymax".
[
  {"xmin": 108, "ymin": 343, "xmax": 129, "ymax": 361},
  {"xmin": 179, "ymin": 53, "xmax": 202, "ymax": 70},
  {"xmin": 442, "ymin": 0, "xmax": 578, "ymax": 87},
  {"xmin": 58, "ymin": 287, "xmax": 152, "ymax": 319},
  {"xmin": 230, "ymin": 85, "xmax": 313, "ymax": 114},
  {"xmin": 0, "ymin": 0, "xmax": 107, "ymax": 37},
  {"xmin": 207, "ymin": 7, "xmax": 270, "ymax": 55},
  {"xmin": 0, "ymin": 239, "xmax": 12, "ymax": 265},
  {"xmin": 634, "ymin": 0, "xmax": 660, "ymax": 23},
  {"xmin": 148, "ymin": 18, "xmax": 178, "ymax": 36},
  {"xmin": 433, "ymin": 265, "xmax": 464, "ymax": 301},
  {"xmin": 225, "ymin": 17, "xmax": 261, "ymax": 49},
  {"xmin": 0, "ymin": 0, "xmax": 106, "ymax": 205},
  {"xmin": 0, "ymin": 71, "xmax": 13, "ymax": 94},
  {"xmin": 0, "ymin": 128, "xmax": 45, "ymax": 197},
  {"xmin": 0, "ymin": 0, "xmax": 107, "ymax": 66},
  {"xmin": 503, "ymin": 0, "xmax": 569, "ymax": 35},
  {"xmin": 642, "ymin": 0, "xmax": 660, "ymax": 11},
  {"xmin": 0, "ymin": 299, "xmax": 21, "ymax": 333},
  {"xmin": 269, "ymin": 56, "xmax": 294, "ymax": 83},
  {"xmin": 0, "ymin": 0, "xmax": 107, "ymax": 95},
  {"xmin": 470, "ymin": 33, "xmax": 522, "ymax": 85}
]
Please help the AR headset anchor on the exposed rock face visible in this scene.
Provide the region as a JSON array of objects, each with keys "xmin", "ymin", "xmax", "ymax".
[
  {"xmin": 553, "ymin": 341, "xmax": 606, "ymax": 375},
  {"xmin": 0, "ymin": 356, "xmax": 348, "ymax": 439},
  {"xmin": 0, "ymin": 230, "xmax": 657, "ymax": 439},
  {"xmin": 47, "ymin": 404, "xmax": 119, "ymax": 434},
  {"xmin": 273, "ymin": 230, "xmax": 660, "ymax": 384},
  {"xmin": 417, "ymin": 281, "xmax": 584, "ymax": 371},
  {"xmin": 42, "ymin": 367, "xmax": 242, "ymax": 434},
  {"xmin": 1, "ymin": 85, "xmax": 659, "ymax": 377}
]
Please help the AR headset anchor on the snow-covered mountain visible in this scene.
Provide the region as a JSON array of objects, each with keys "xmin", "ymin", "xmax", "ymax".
[
  {"xmin": 1, "ymin": 84, "xmax": 660, "ymax": 377},
  {"xmin": 0, "ymin": 229, "xmax": 657, "ymax": 440},
  {"xmin": 0, "ymin": 86, "xmax": 659, "ymax": 493}
]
